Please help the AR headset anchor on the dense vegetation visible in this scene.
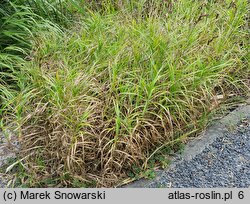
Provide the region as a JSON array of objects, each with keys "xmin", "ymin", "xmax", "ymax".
[{"xmin": 0, "ymin": 0, "xmax": 249, "ymax": 187}]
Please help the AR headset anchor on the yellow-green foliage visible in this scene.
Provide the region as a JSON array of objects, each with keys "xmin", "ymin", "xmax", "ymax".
[{"xmin": 1, "ymin": 0, "xmax": 249, "ymax": 187}]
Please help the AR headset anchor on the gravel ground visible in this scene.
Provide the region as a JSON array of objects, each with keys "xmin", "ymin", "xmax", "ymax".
[
  {"xmin": 126, "ymin": 104, "xmax": 250, "ymax": 188},
  {"xmin": 147, "ymin": 118, "xmax": 250, "ymax": 188},
  {"xmin": 0, "ymin": 131, "xmax": 18, "ymax": 187}
]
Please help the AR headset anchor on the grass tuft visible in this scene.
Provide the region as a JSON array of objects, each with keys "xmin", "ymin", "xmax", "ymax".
[{"xmin": 1, "ymin": 0, "xmax": 249, "ymax": 187}]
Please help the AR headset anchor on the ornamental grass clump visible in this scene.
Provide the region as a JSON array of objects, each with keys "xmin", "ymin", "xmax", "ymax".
[{"xmin": 1, "ymin": 0, "xmax": 249, "ymax": 187}]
